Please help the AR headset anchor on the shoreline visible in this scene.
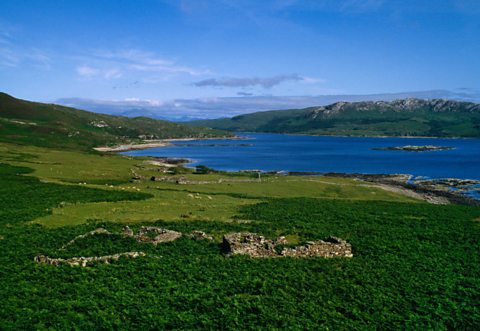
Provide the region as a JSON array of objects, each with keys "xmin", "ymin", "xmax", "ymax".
[
  {"xmin": 321, "ymin": 172, "xmax": 480, "ymax": 206},
  {"xmin": 95, "ymin": 132, "xmax": 479, "ymax": 152},
  {"xmin": 94, "ymin": 135, "xmax": 245, "ymax": 152},
  {"xmin": 237, "ymin": 131, "xmax": 479, "ymax": 140},
  {"xmin": 94, "ymin": 133, "xmax": 479, "ymax": 205}
]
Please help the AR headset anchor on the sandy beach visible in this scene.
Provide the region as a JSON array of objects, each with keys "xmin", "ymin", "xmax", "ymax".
[{"xmin": 93, "ymin": 135, "xmax": 244, "ymax": 152}]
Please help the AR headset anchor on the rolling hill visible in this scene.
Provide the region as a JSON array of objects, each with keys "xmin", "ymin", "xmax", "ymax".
[
  {"xmin": 0, "ymin": 93, "xmax": 229, "ymax": 150},
  {"xmin": 189, "ymin": 98, "xmax": 480, "ymax": 137}
]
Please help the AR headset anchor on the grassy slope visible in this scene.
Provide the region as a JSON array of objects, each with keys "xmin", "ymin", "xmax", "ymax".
[
  {"xmin": 190, "ymin": 102, "xmax": 480, "ymax": 137},
  {"xmin": 0, "ymin": 92, "xmax": 229, "ymax": 151},
  {"xmin": 0, "ymin": 143, "xmax": 479, "ymax": 328}
]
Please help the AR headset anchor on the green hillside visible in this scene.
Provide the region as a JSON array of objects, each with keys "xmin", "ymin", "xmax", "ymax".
[
  {"xmin": 0, "ymin": 93, "xmax": 229, "ymax": 150},
  {"xmin": 190, "ymin": 99, "xmax": 480, "ymax": 137}
]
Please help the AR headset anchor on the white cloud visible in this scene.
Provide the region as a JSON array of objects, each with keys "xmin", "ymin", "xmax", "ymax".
[
  {"xmin": 76, "ymin": 65, "xmax": 99, "ymax": 78},
  {"xmin": 93, "ymin": 49, "xmax": 209, "ymax": 76},
  {"xmin": 104, "ymin": 68, "xmax": 122, "ymax": 79},
  {"xmin": 73, "ymin": 48, "xmax": 209, "ymax": 83},
  {"xmin": 76, "ymin": 65, "xmax": 122, "ymax": 80}
]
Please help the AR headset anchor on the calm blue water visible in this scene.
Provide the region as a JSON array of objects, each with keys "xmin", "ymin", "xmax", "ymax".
[{"xmin": 124, "ymin": 133, "xmax": 480, "ymax": 180}]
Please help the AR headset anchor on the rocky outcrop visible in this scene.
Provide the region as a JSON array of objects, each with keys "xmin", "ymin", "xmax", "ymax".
[
  {"xmin": 311, "ymin": 98, "xmax": 480, "ymax": 118},
  {"xmin": 222, "ymin": 232, "xmax": 352, "ymax": 258},
  {"xmin": 322, "ymin": 172, "xmax": 480, "ymax": 205},
  {"xmin": 34, "ymin": 252, "xmax": 146, "ymax": 267},
  {"xmin": 373, "ymin": 145, "xmax": 454, "ymax": 152}
]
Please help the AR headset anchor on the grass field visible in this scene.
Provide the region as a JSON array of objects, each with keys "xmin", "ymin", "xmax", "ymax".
[
  {"xmin": 1, "ymin": 142, "xmax": 479, "ymax": 329},
  {"xmin": 0, "ymin": 142, "xmax": 417, "ymax": 228}
]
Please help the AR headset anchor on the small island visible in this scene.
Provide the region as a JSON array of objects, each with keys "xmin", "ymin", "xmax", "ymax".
[{"xmin": 373, "ymin": 145, "xmax": 455, "ymax": 152}]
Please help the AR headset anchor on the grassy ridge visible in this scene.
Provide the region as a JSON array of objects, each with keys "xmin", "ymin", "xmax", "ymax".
[
  {"xmin": 190, "ymin": 98, "xmax": 480, "ymax": 137},
  {"xmin": 0, "ymin": 92, "xmax": 229, "ymax": 150}
]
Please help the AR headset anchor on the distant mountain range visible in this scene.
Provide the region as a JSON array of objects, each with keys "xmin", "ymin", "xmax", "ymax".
[
  {"xmin": 189, "ymin": 98, "xmax": 480, "ymax": 138},
  {"xmin": 0, "ymin": 93, "xmax": 228, "ymax": 150},
  {"xmin": 55, "ymin": 89, "xmax": 480, "ymax": 121}
]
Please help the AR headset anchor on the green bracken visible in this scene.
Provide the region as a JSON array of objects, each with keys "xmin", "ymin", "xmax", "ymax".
[{"xmin": 0, "ymin": 141, "xmax": 479, "ymax": 329}]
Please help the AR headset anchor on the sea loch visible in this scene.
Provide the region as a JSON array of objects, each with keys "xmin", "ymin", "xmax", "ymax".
[{"xmin": 124, "ymin": 133, "xmax": 480, "ymax": 180}]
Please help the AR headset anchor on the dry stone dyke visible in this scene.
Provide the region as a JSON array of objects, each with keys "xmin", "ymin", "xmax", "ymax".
[
  {"xmin": 61, "ymin": 228, "xmax": 112, "ymax": 250},
  {"xmin": 34, "ymin": 252, "xmax": 146, "ymax": 267},
  {"xmin": 222, "ymin": 232, "xmax": 352, "ymax": 258},
  {"xmin": 34, "ymin": 227, "xmax": 208, "ymax": 267}
]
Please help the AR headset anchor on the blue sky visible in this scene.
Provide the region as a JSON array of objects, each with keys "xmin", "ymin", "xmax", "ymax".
[{"xmin": 1, "ymin": 0, "xmax": 480, "ymax": 118}]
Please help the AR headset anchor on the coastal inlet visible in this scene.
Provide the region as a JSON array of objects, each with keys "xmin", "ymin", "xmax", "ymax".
[{"xmin": 123, "ymin": 133, "xmax": 480, "ymax": 181}]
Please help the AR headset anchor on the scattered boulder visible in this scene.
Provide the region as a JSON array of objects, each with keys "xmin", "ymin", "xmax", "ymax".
[
  {"xmin": 222, "ymin": 232, "xmax": 352, "ymax": 258},
  {"xmin": 175, "ymin": 177, "xmax": 188, "ymax": 184},
  {"xmin": 188, "ymin": 230, "xmax": 214, "ymax": 241},
  {"xmin": 121, "ymin": 225, "xmax": 134, "ymax": 237}
]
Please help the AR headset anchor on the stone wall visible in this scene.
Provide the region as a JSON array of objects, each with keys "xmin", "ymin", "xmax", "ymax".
[
  {"xmin": 34, "ymin": 252, "xmax": 146, "ymax": 267},
  {"xmin": 223, "ymin": 232, "xmax": 352, "ymax": 258}
]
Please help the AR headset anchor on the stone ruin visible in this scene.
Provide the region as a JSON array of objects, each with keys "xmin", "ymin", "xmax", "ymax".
[
  {"xmin": 60, "ymin": 226, "xmax": 183, "ymax": 250},
  {"xmin": 281, "ymin": 237, "xmax": 353, "ymax": 258},
  {"xmin": 34, "ymin": 228, "xmax": 352, "ymax": 267},
  {"xmin": 35, "ymin": 252, "xmax": 146, "ymax": 267},
  {"xmin": 35, "ymin": 227, "xmax": 209, "ymax": 267},
  {"xmin": 122, "ymin": 226, "xmax": 182, "ymax": 245},
  {"xmin": 149, "ymin": 176, "xmax": 188, "ymax": 184},
  {"xmin": 222, "ymin": 232, "xmax": 353, "ymax": 258}
]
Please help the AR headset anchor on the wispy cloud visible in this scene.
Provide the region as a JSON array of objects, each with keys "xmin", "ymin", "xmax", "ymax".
[
  {"xmin": 76, "ymin": 65, "xmax": 122, "ymax": 80},
  {"xmin": 74, "ymin": 48, "xmax": 209, "ymax": 83},
  {"xmin": 193, "ymin": 74, "xmax": 315, "ymax": 88},
  {"xmin": 0, "ymin": 28, "xmax": 51, "ymax": 70},
  {"xmin": 0, "ymin": 47, "xmax": 20, "ymax": 67},
  {"xmin": 92, "ymin": 49, "xmax": 209, "ymax": 76},
  {"xmin": 76, "ymin": 65, "xmax": 98, "ymax": 78}
]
